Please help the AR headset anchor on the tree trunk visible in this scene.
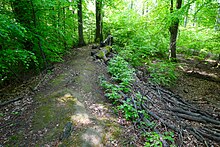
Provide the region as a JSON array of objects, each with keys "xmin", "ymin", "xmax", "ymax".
[
  {"xmin": 77, "ymin": 0, "xmax": 85, "ymax": 47},
  {"xmin": 184, "ymin": 0, "xmax": 190, "ymax": 27},
  {"xmin": 215, "ymin": 1, "xmax": 220, "ymax": 31},
  {"xmin": 169, "ymin": 0, "xmax": 182, "ymax": 61},
  {"xmin": 63, "ymin": 7, "xmax": 67, "ymax": 49},
  {"xmin": 95, "ymin": 0, "xmax": 103, "ymax": 42},
  {"xmin": 192, "ymin": 3, "xmax": 196, "ymax": 27},
  {"xmin": 130, "ymin": 0, "xmax": 133, "ymax": 9},
  {"xmin": 142, "ymin": 0, "xmax": 145, "ymax": 15}
]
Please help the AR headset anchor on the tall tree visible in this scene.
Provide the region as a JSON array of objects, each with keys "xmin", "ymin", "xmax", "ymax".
[
  {"xmin": 95, "ymin": 0, "xmax": 103, "ymax": 42},
  {"xmin": 130, "ymin": 0, "xmax": 134, "ymax": 9},
  {"xmin": 183, "ymin": 0, "xmax": 190, "ymax": 27},
  {"xmin": 77, "ymin": 0, "xmax": 85, "ymax": 46},
  {"xmin": 215, "ymin": 0, "xmax": 220, "ymax": 31},
  {"xmin": 169, "ymin": 0, "xmax": 182, "ymax": 60}
]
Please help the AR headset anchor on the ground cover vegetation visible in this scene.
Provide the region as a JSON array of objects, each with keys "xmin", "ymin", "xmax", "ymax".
[
  {"xmin": 1, "ymin": 0, "xmax": 220, "ymax": 146},
  {"xmin": 100, "ymin": 55, "xmax": 176, "ymax": 146}
]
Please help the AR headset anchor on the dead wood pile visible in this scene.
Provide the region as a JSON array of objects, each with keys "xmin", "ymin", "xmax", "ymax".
[{"xmin": 123, "ymin": 73, "xmax": 220, "ymax": 146}]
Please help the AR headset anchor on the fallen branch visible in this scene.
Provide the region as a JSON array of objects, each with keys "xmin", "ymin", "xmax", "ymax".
[{"xmin": 0, "ymin": 96, "xmax": 23, "ymax": 107}]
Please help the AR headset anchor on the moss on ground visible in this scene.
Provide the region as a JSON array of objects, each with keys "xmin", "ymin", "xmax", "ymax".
[
  {"xmin": 3, "ymin": 46, "xmax": 126, "ymax": 146},
  {"xmin": 50, "ymin": 74, "xmax": 66, "ymax": 86},
  {"xmin": 32, "ymin": 89, "xmax": 77, "ymax": 144}
]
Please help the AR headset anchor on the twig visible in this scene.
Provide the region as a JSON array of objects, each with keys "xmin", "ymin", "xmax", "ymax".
[{"xmin": 0, "ymin": 96, "xmax": 23, "ymax": 107}]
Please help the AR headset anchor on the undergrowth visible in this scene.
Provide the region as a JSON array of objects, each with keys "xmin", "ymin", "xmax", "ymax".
[
  {"xmin": 100, "ymin": 55, "xmax": 175, "ymax": 146},
  {"xmin": 148, "ymin": 61, "xmax": 178, "ymax": 86}
]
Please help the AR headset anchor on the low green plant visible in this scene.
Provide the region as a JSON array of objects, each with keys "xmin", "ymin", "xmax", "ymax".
[
  {"xmin": 101, "ymin": 55, "xmax": 134, "ymax": 99},
  {"xmin": 148, "ymin": 61, "xmax": 177, "ymax": 86},
  {"xmin": 0, "ymin": 49, "xmax": 39, "ymax": 82},
  {"xmin": 100, "ymin": 79, "xmax": 121, "ymax": 102},
  {"xmin": 118, "ymin": 99, "xmax": 138, "ymax": 120},
  {"xmin": 100, "ymin": 55, "xmax": 137, "ymax": 117},
  {"xmin": 144, "ymin": 131, "xmax": 175, "ymax": 147},
  {"xmin": 101, "ymin": 55, "xmax": 176, "ymax": 146},
  {"xmin": 0, "ymin": 113, "xmax": 4, "ymax": 117},
  {"xmin": 108, "ymin": 56, "xmax": 134, "ymax": 87},
  {"xmin": 11, "ymin": 111, "xmax": 19, "ymax": 115}
]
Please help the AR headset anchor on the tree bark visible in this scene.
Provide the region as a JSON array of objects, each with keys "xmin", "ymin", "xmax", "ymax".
[
  {"xmin": 77, "ymin": 0, "xmax": 85, "ymax": 47},
  {"xmin": 130, "ymin": 0, "xmax": 134, "ymax": 9},
  {"xmin": 215, "ymin": 1, "xmax": 220, "ymax": 31},
  {"xmin": 169, "ymin": 0, "xmax": 182, "ymax": 61},
  {"xmin": 142, "ymin": 0, "xmax": 145, "ymax": 15},
  {"xmin": 95, "ymin": 0, "xmax": 103, "ymax": 42},
  {"xmin": 184, "ymin": 0, "xmax": 190, "ymax": 27},
  {"xmin": 63, "ymin": 7, "xmax": 67, "ymax": 49}
]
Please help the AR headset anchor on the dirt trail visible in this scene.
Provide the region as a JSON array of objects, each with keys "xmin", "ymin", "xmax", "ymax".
[{"xmin": 1, "ymin": 46, "xmax": 126, "ymax": 146}]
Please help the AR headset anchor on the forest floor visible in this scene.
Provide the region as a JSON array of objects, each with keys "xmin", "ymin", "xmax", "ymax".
[
  {"xmin": 170, "ymin": 55, "xmax": 220, "ymax": 112},
  {"xmin": 0, "ymin": 46, "xmax": 220, "ymax": 146},
  {"xmin": 0, "ymin": 46, "xmax": 135, "ymax": 146}
]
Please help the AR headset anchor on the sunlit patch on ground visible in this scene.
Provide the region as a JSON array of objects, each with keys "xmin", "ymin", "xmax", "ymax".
[
  {"xmin": 71, "ymin": 113, "xmax": 92, "ymax": 126},
  {"xmin": 89, "ymin": 103, "xmax": 108, "ymax": 117},
  {"xmin": 71, "ymin": 99, "xmax": 92, "ymax": 126},
  {"xmin": 81, "ymin": 125, "xmax": 103, "ymax": 146},
  {"xmin": 57, "ymin": 93, "xmax": 76, "ymax": 104}
]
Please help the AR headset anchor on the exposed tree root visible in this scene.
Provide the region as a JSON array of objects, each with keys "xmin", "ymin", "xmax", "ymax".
[{"xmin": 118, "ymin": 73, "xmax": 220, "ymax": 146}]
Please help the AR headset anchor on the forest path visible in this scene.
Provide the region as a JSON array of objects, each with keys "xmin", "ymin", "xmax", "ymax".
[{"xmin": 1, "ymin": 46, "xmax": 125, "ymax": 146}]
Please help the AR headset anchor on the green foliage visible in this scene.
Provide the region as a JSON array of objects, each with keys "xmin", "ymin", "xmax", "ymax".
[
  {"xmin": 101, "ymin": 55, "xmax": 150, "ymax": 122},
  {"xmin": 148, "ymin": 61, "xmax": 178, "ymax": 86},
  {"xmin": 101, "ymin": 80, "xmax": 121, "ymax": 101},
  {"xmin": 104, "ymin": 9, "xmax": 169, "ymax": 66},
  {"xmin": 144, "ymin": 131, "xmax": 175, "ymax": 147},
  {"xmin": 100, "ymin": 55, "xmax": 134, "ymax": 102},
  {"xmin": 0, "ymin": 0, "xmax": 81, "ymax": 84},
  {"xmin": 103, "ymin": 2, "xmax": 180, "ymax": 87},
  {"xmin": 118, "ymin": 92, "xmax": 149, "ymax": 121},
  {"xmin": 178, "ymin": 27, "xmax": 220, "ymax": 57},
  {"xmin": 108, "ymin": 56, "xmax": 134, "ymax": 92},
  {"xmin": 118, "ymin": 98, "xmax": 138, "ymax": 120},
  {"xmin": 192, "ymin": 1, "xmax": 218, "ymax": 27},
  {"xmin": 101, "ymin": 52, "xmax": 174, "ymax": 145},
  {"xmin": 0, "ymin": 49, "xmax": 38, "ymax": 82},
  {"xmin": 0, "ymin": 13, "xmax": 27, "ymax": 50},
  {"xmin": 100, "ymin": 55, "xmax": 137, "ymax": 119}
]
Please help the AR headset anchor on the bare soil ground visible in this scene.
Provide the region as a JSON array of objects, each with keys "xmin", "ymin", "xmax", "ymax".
[
  {"xmin": 0, "ymin": 46, "xmax": 134, "ymax": 146},
  {"xmin": 170, "ymin": 56, "xmax": 220, "ymax": 113}
]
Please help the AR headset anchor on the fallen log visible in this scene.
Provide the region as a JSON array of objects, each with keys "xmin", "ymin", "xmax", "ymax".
[
  {"xmin": 91, "ymin": 35, "xmax": 114, "ymax": 62},
  {"xmin": 94, "ymin": 46, "xmax": 112, "ymax": 62},
  {"xmin": 135, "ymin": 75, "xmax": 220, "ymax": 145},
  {"xmin": 169, "ymin": 108, "xmax": 220, "ymax": 125},
  {"xmin": 100, "ymin": 34, "xmax": 113, "ymax": 47},
  {"xmin": 197, "ymin": 129, "xmax": 220, "ymax": 142}
]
